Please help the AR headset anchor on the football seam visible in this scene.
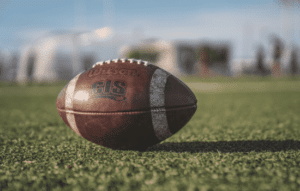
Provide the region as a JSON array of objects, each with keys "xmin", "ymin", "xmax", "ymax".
[
  {"xmin": 57, "ymin": 104, "xmax": 197, "ymax": 115},
  {"xmin": 92, "ymin": 58, "xmax": 150, "ymax": 67}
]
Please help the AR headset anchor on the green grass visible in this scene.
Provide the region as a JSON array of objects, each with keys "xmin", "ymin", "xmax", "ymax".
[{"xmin": 1, "ymin": 77, "xmax": 300, "ymax": 191}]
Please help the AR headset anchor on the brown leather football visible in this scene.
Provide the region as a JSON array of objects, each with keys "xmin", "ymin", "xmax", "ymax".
[{"xmin": 56, "ymin": 58, "xmax": 197, "ymax": 150}]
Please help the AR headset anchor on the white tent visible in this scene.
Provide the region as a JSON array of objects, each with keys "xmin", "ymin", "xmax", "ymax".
[
  {"xmin": 16, "ymin": 32, "xmax": 92, "ymax": 83},
  {"xmin": 15, "ymin": 27, "xmax": 152, "ymax": 83}
]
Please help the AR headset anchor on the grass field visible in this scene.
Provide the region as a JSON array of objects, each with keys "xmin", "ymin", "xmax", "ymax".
[{"xmin": 1, "ymin": 77, "xmax": 300, "ymax": 191}]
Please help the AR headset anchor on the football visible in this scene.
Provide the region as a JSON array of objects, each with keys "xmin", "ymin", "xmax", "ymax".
[{"xmin": 56, "ymin": 58, "xmax": 197, "ymax": 150}]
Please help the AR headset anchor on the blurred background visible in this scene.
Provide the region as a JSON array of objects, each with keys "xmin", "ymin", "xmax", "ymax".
[{"xmin": 0, "ymin": 0, "xmax": 300, "ymax": 83}]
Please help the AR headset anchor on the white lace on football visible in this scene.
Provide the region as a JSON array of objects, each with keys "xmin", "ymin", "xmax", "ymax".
[{"xmin": 92, "ymin": 58, "xmax": 150, "ymax": 68}]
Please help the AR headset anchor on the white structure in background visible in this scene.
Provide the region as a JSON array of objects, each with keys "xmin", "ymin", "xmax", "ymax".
[
  {"xmin": 17, "ymin": 34, "xmax": 82, "ymax": 83},
  {"xmin": 120, "ymin": 39, "xmax": 231, "ymax": 78},
  {"xmin": 16, "ymin": 27, "xmax": 124, "ymax": 83}
]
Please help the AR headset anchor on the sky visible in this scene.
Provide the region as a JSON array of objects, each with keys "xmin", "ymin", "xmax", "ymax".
[{"xmin": 1, "ymin": 0, "xmax": 300, "ymax": 60}]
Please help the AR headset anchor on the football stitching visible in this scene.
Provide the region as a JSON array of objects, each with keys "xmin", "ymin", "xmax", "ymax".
[{"xmin": 92, "ymin": 58, "xmax": 150, "ymax": 68}]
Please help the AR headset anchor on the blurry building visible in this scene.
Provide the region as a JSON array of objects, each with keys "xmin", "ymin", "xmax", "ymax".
[
  {"xmin": 120, "ymin": 39, "xmax": 231, "ymax": 78},
  {"xmin": 120, "ymin": 39, "xmax": 179, "ymax": 76},
  {"xmin": 195, "ymin": 42, "xmax": 231, "ymax": 77}
]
